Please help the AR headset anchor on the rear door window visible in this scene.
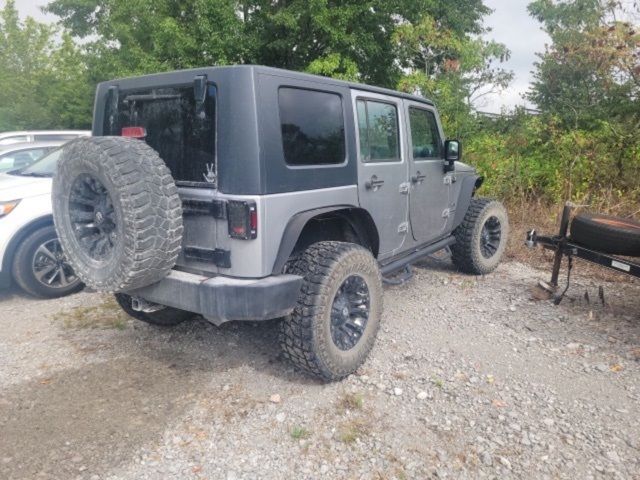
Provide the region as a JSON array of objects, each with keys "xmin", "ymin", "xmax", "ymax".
[
  {"xmin": 105, "ymin": 85, "xmax": 216, "ymax": 186},
  {"xmin": 278, "ymin": 87, "xmax": 346, "ymax": 166},
  {"xmin": 34, "ymin": 134, "xmax": 78, "ymax": 142}
]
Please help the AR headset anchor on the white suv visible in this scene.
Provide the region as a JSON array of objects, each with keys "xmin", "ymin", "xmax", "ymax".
[{"xmin": 0, "ymin": 149, "xmax": 82, "ymax": 297}]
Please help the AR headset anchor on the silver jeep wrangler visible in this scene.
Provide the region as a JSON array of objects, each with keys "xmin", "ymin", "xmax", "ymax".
[{"xmin": 52, "ymin": 66, "xmax": 508, "ymax": 380}]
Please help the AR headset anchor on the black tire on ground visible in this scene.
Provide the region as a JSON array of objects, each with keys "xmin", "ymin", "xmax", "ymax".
[
  {"xmin": 114, "ymin": 293, "xmax": 194, "ymax": 327},
  {"xmin": 52, "ymin": 137, "xmax": 183, "ymax": 292},
  {"xmin": 451, "ymin": 198, "xmax": 509, "ymax": 275},
  {"xmin": 12, "ymin": 225, "xmax": 84, "ymax": 298},
  {"xmin": 570, "ymin": 213, "xmax": 640, "ymax": 256},
  {"xmin": 279, "ymin": 241, "xmax": 383, "ymax": 381}
]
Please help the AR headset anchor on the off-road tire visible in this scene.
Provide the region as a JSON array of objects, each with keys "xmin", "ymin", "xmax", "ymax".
[
  {"xmin": 52, "ymin": 137, "xmax": 183, "ymax": 292},
  {"xmin": 12, "ymin": 225, "xmax": 84, "ymax": 298},
  {"xmin": 279, "ymin": 241, "xmax": 383, "ymax": 381},
  {"xmin": 452, "ymin": 198, "xmax": 509, "ymax": 275},
  {"xmin": 114, "ymin": 293, "xmax": 194, "ymax": 327},
  {"xmin": 570, "ymin": 213, "xmax": 640, "ymax": 256}
]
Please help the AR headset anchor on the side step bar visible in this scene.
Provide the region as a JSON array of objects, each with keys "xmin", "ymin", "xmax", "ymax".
[{"xmin": 380, "ymin": 236, "xmax": 456, "ymax": 276}]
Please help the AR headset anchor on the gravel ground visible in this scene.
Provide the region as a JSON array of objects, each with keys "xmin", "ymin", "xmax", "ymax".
[{"xmin": 1, "ymin": 259, "xmax": 639, "ymax": 480}]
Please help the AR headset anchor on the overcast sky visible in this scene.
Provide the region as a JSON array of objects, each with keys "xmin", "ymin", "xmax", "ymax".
[{"xmin": 7, "ymin": 0, "xmax": 548, "ymax": 113}]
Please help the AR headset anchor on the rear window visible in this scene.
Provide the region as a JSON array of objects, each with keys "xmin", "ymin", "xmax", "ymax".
[
  {"xmin": 105, "ymin": 85, "xmax": 216, "ymax": 186},
  {"xmin": 278, "ymin": 88, "xmax": 346, "ymax": 166}
]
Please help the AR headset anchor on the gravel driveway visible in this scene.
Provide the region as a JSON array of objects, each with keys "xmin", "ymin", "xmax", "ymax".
[{"xmin": 1, "ymin": 259, "xmax": 639, "ymax": 480}]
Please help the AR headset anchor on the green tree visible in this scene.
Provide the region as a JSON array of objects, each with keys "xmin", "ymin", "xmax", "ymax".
[
  {"xmin": 0, "ymin": 0, "xmax": 92, "ymax": 130},
  {"xmin": 394, "ymin": 15, "xmax": 513, "ymax": 137},
  {"xmin": 46, "ymin": 0, "xmax": 495, "ymax": 88},
  {"xmin": 527, "ymin": 0, "xmax": 640, "ymax": 129}
]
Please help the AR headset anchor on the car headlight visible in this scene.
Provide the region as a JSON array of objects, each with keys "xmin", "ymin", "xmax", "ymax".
[{"xmin": 0, "ymin": 200, "xmax": 20, "ymax": 217}]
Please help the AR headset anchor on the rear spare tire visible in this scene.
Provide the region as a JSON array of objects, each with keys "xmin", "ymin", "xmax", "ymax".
[
  {"xmin": 570, "ymin": 213, "xmax": 640, "ymax": 256},
  {"xmin": 52, "ymin": 137, "xmax": 183, "ymax": 292}
]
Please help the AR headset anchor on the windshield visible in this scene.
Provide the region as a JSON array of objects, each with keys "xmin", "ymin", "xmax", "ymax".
[{"xmin": 11, "ymin": 148, "xmax": 61, "ymax": 177}]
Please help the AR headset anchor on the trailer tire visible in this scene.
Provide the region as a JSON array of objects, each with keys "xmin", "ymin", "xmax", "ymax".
[{"xmin": 570, "ymin": 213, "xmax": 640, "ymax": 256}]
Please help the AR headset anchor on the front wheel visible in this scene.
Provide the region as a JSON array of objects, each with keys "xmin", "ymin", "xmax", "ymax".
[
  {"xmin": 451, "ymin": 198, "xmax": 509, "ymax": 275},
  {"xmin": 279, "ymin": 241, "xmax": 383, "ymax": 381},
  {"xmin": 114, "ymin": 293, "xmax": 195, "ymax": 327},
  {"xmin": 12, "ymin": 225, "xmax": 84, "ymax": 298}
]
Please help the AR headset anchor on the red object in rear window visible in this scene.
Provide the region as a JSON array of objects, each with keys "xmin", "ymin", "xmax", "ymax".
[{"xmin": 121, "ymin": 126, "xmax": 146, "ymax": 138}]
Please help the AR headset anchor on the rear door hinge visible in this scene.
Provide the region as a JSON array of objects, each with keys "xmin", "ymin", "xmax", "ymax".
[
  {"xmin": 442, "ymin": 208, "xmax": 451, "ymax": 218},
  {"xmin": 398, "ymin": 221, "xmax": 409, "ymax": 234}
]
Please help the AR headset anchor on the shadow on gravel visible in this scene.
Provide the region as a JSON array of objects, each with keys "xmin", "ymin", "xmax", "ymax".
[
  {"xmin": 0, "ymin": 315, "xmax": 317, "ymax": 480},
  {"xmin": 0, "ymin": 357, "xmax": 203, "ymax": 480}
]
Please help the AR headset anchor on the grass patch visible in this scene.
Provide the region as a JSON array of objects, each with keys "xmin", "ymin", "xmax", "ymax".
[
  {"xmin": 290, "ymin": 425, "xmax": 311, "ymax": 440},
  {"xmin": 54, "ymin": 296, "xmax": 129, "ymax": 330},
  {"xmin": 337, "ymin": 418, "xmax": 370, "ymax": 443},
  {"xmin": 337, "ymin": 392, "xmax": 364, "ymax": 412}
]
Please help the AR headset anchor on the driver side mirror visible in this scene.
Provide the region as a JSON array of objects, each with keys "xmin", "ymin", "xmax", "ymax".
[{"xmin": 444, "ymin": 139, "xmax": 461, "ymax": 173}]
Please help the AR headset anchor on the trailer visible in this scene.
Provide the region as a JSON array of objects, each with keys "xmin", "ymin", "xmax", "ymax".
[{"xmin": 526, "ymin": 203, "xmax": 640, "ymax": 304}]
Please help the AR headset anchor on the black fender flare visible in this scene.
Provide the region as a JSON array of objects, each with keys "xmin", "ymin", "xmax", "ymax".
[
  {"xmin": 452, "ymin": 175, "xmax": 483, "ymax": 230},
  {"xmin": 271, "ymin": 206, "xmax": 378, "ymax": 274}
]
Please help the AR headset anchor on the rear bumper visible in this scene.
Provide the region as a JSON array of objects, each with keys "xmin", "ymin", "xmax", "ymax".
[{"xmin": 129, "ymin": 270, "xmax": 303, "ymax": 325}]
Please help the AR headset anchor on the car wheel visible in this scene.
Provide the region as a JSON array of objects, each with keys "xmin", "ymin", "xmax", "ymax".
[
  {"xmin": 114, "ymin": 293, "xmax": 195, "ymax": 327},
  {"xmin": 451, "ymin": 198, "xmax": 509, "ymax": 275},
  {"xmin": 12, "ymin": 225, "xmax": 84, "ymax": 298},
  {"xmin": 279, "ymin": 241, "xmax": 383, "ymax": 381}
]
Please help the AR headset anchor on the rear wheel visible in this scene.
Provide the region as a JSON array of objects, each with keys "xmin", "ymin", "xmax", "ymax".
[
  {"xmin": 279, "ymin": 241, "xmax": 383, "ymax": 381},
  {"xmin": 452, "ymin": 198, "xmax": 509, "ymax": 275},
  {"xmin": 114, "ymin": 293, "xmax": 194, "ymax": 327},
  {"xmin": 12, "ymin": 225, "xmax": 83, "ymax": 298}
]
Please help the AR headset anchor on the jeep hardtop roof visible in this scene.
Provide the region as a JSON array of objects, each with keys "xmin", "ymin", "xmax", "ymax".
[{"xmin": 96, "ymin": 65, "xmax": 434, "ymax": 107}]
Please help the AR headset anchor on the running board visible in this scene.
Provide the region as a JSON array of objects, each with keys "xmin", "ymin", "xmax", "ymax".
[{"xmin": 380, "ymin": 236, "xmax": 456, "ymax": 276}]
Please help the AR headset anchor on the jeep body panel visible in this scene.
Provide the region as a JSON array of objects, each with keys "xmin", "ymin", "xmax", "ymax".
[{"xmin": 91, "ymin": 65, "xmax": 478, "ymax": 295}]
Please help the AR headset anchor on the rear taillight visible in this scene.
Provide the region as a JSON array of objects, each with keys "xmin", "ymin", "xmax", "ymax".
[
  {"xmin": 227, "ymin": 201, "xmax": 257, "ymax": 240},
  {"xmin": 121, "ymin": 126, "xmax": 146, "ymax": 138}
]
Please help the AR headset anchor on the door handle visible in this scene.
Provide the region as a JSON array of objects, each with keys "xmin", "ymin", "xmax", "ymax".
[
  {"xmin": 365, "ymin": 175, "xmax": 385, "ymax": 190},
  {"xmin": 411, "ymin": 171, "xmax": 426, "ymax": 184}
]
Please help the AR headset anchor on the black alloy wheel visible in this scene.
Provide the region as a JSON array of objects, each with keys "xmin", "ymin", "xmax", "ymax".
[
  {"xmin": 480, "ymin": 216, "xmax": 502, "ymax": 259},
  {"xmin": 32, "ymin": 238, "xmax": 78, "ymax": 289},
  {"xmin": 330, "ymin": 274, "xmax": 371, "ymax": 351},
  {"xmin": 68, "ymin": 173, "xmax": 119, "ymax": 262}
]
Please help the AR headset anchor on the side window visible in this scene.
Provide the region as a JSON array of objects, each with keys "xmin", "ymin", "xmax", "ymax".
[
  {"xmin": 279, "ymin": 87, "xmax": 346, "ymax": 166},
  {"xmin": 356, "ymin": 99, "xmax": 400, "ymax": 163},
  {"xmin": 409, "ymin": 107, "xmax": 442, "ymax": 159},
  {"xmin": 34, "ymin": 134, "xmax": 76, "ymax": 141}
]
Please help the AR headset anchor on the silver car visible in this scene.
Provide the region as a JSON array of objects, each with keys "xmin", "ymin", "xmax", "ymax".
[
  {"xmin": 0, "ymin": 141, "xmax": 64, "ymax": 173},
  {"xmin": 0, "ymin": 130, "xmax": 90, "ymax": 147}
]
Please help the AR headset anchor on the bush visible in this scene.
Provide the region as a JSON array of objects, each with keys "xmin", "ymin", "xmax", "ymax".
[{"xmin": 465, "ymin": 114, "xmax": 640, "ymax": 213}]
